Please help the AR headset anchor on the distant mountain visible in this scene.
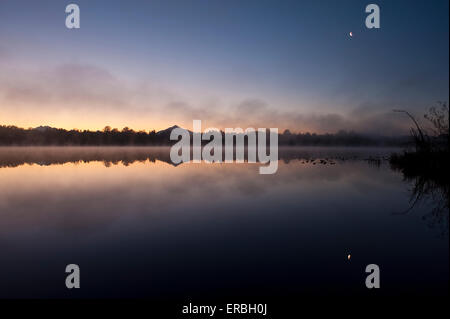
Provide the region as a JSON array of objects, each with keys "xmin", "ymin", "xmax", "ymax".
[
  {"xmin": 34, "ymin": 126, "xmax": 53, "ymax": 132},
  {"xmin": 155, "ymin": 125, "xmax": 180, "ymax": 136}
]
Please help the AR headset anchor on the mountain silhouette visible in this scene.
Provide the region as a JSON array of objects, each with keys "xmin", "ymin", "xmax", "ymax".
[{"xmin": 155, "ymin": 125, "xmax": 180, "ymax": 136}]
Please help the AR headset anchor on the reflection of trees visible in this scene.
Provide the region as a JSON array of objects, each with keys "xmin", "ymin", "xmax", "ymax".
[
  {"xmin": 412, "ymin": 176, "xmax": 448, "ymax": 237},
  {"xmin": 0, "ymin": 146, "xmax": 395, "ymax": 168},
  {"xmin": 391, "ymin": 161, "xmax": 449, "ymax": 238},
  {"xmin": 0, "ymin": 147, "xmax": 177, "ymax": 168}
]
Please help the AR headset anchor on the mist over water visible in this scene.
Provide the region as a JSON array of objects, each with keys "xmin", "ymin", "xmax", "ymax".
[{"xmin": 0, "ymin": 147, "xmax": 447, "ymax": 298}]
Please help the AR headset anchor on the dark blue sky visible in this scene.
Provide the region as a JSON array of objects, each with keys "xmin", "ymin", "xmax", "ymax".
[{"xmin": 0, "ymin": 0, "xmax": 448, "ymax": 133}]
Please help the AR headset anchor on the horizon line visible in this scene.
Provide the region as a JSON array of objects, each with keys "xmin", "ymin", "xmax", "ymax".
[{"xmin": 0, "ymin": 123, "xmax": 410, "ymax": 137}]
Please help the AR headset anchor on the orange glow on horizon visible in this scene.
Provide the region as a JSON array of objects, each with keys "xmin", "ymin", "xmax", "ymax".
[{"xmin": 0, "ymin": 114, "xmax": 311, "ymax": 134}]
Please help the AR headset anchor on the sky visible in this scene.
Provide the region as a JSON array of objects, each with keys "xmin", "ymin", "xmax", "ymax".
[{"xmin": 0, "ymin": 0, "xmax": 448, "ymax": 134}]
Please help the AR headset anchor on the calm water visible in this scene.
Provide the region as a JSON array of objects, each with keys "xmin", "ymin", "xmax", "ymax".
[{"xmin": 0, "ymin": 147, "xmax": 448, "ymax": 298}]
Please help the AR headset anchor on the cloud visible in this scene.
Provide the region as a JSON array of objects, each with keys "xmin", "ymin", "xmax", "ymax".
[
  {"xmin": 0, "ymin": 62, "xmax": 411, "ymax": 134},
  {"xmin": 1, "ymin": 63, "xmax": 131, "ymax": 109}
]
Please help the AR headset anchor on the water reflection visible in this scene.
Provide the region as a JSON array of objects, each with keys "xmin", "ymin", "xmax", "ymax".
[
  {"xmin": 0, "ymin": 146, "xmax": 393, "ymax": 168},
  {"xmin": 0, "ymin": 146, "xmax": 175, "ymax": 168},
  {"xmin": 0, "ymin": 147, "xmax": 394, "ymax": 235},
  {"xmin": 391, "ymin": 160, "xmax": 449, "ymax": 237},
  {"xmin": 0, "ymin": 146, "xmax": 447, "ymax": 298}
]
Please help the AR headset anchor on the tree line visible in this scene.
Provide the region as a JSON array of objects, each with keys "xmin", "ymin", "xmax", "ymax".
[{"xmin": 0, "ymin": 124, "xmax": 409, "ymax": 146}]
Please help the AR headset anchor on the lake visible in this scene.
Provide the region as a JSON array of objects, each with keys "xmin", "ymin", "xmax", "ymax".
[{"xmin": 0, "ymin": 146, "xmax": 448, "ymax": 298}]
